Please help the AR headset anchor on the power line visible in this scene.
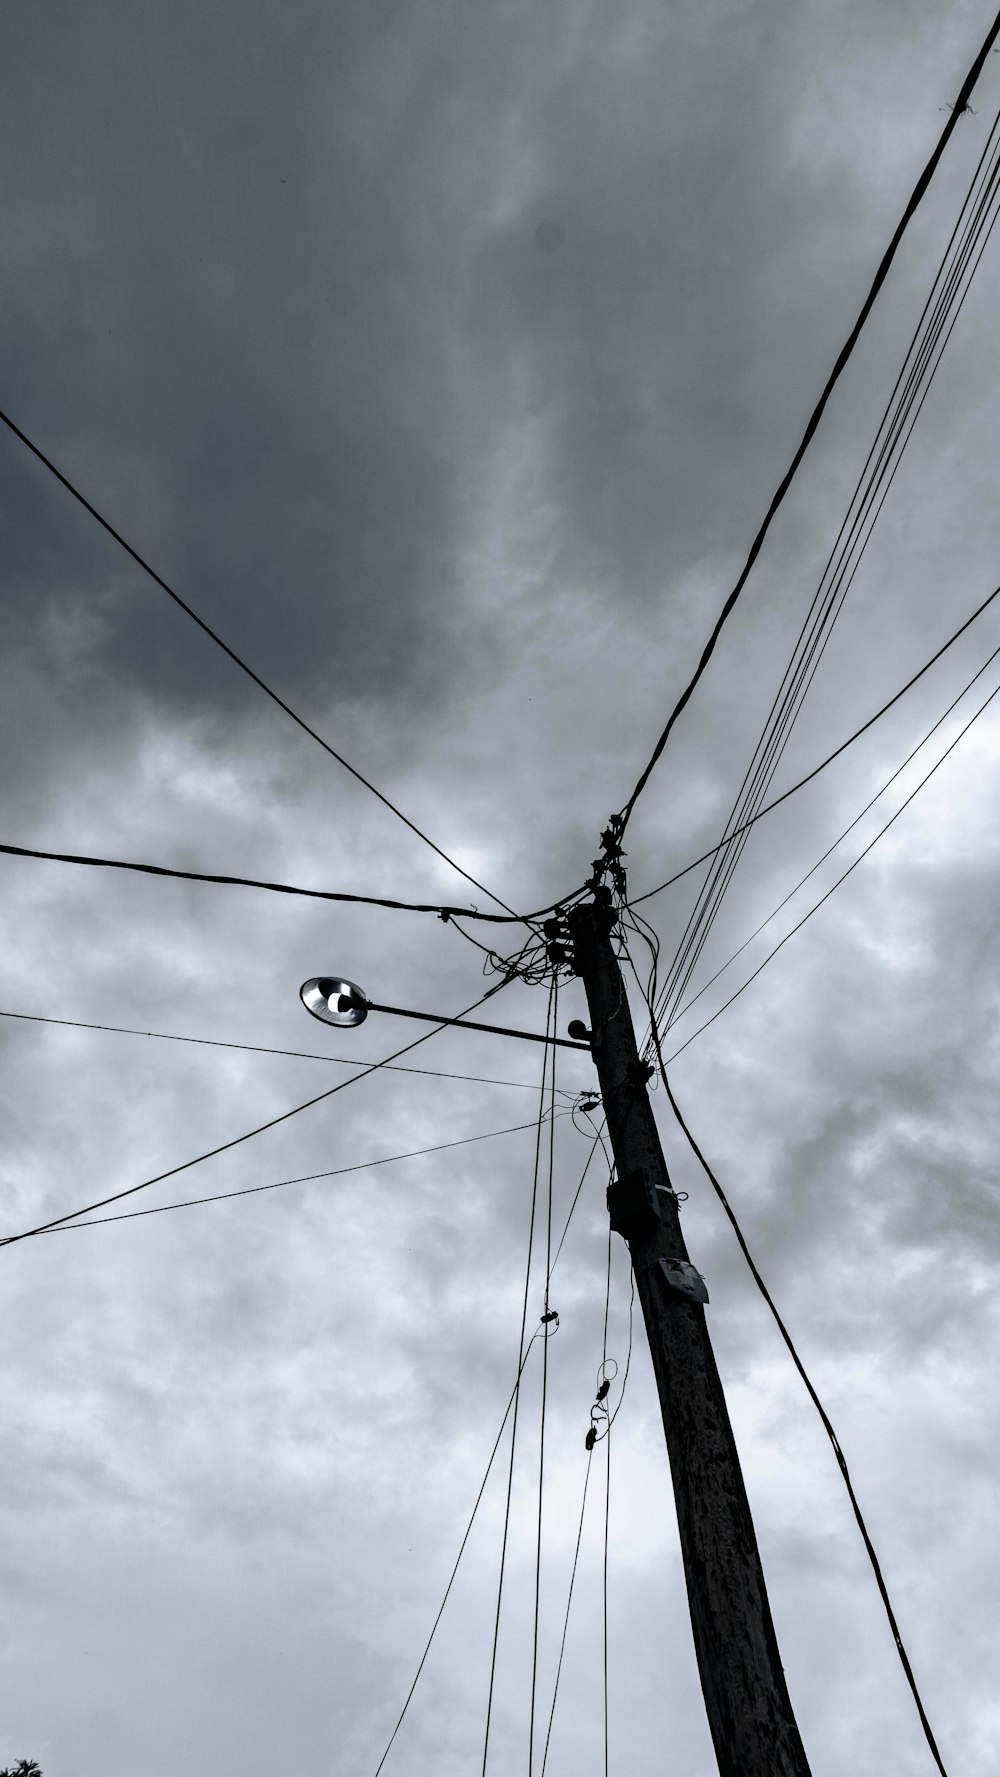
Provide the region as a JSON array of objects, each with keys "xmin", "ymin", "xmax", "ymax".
[
  {"xmin": 371, "ymin": 1124, "xmax": 605, "ymax": 1777},
  {"xmin": 0, "ymin": 984, "xmax": 512, "ymax": 1249},
  {"xmin": 616, "ymin": 8, "xmax": 1000, "ymax": 833},
  {"xmin": 643, "ymin": 97, "xmax": 1000, "ymax": 1040},
  {"xmin": 601, "ymin": 1215, "xmax": 612, "ymax": 1777},
  {"xmin": 606, "ymin": 1273, "xmax": 635, "ymax": 1434},
  {"xmin": 483, "ymin": 984, "xmax": 554, "ymax": 1777},
  {"xmin": 372, "ymin": 1343, "xmax": 537, "ymax": 1777},
  {"xmin": 529, "ymin": 981, "xmax": 558, "ymax": 1777},
  {"xmin": 659, "ymin": 670, "xmax": 1000, "ymax": 1066},
  {"xmin": 541, "ymin": 1219, "xmax": 631, "ymax": 1775},
  {"xmin": 552, "ymin": 1132, "xmax": 605, "ymax": 1270},
  {"xmin": 0, "ymin": 1007, "xmax": 567, "ymax": 1094},
  {"xmin": 0, "ymin": 840, "xmax": 551, "ymax": 926},
  {"xmin": 602, "ymin": 1413, "xmax": 610, "ymax": 1777},
  {"xmin": 539, "ymin": 1450, "xmax": 594, "ymax": 1777},
  {"xmin": 0, "ymin": 405, "xmax": 518, "ymax": 917},
  {"xmin": 16, "ymin": 575, "xmax": 998, "ymax": 945},
  {"xmin": 653, "ymin": 1056, "xmax": 950, "ymax": 1777},
  {"xmin": 670, "ymin": 631, "xmax": 1000, "ymax": 1032},
  {"xmin": 34, "ymin": 1118, "xmax": 549, "ymax": 1232},
  {"xmin": 630, "ymin": 576, "xmax": 1000, "ymax": 908}
]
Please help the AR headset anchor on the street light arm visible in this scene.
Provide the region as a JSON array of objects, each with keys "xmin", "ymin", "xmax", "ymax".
[{"xmin": 361, "ymin": 999, "xmax": 592, "ymax": 1051}]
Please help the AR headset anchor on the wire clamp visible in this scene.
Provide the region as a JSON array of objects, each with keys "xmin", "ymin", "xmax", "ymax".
[
  {"xmin": 624, "ymin": 1059, "xmax": 655, "ymax": 1092},
  {"xmin": 657, "ymin": 1257, "xmax": 709, "ymax": 1306},
  {"xmin": 655, "ymin": 1184, "xmax": 689, "ymax": 1207}
]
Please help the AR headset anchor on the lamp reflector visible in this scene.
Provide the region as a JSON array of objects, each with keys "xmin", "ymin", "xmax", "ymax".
[{"xmin": 300, "ymin": 976, "xmax": 369, "ymax": 1027}]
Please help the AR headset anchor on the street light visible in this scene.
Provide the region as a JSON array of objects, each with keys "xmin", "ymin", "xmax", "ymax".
[
  {"xmin": 300, "ymin": 976, "xmax": 369, "ymax": 1027},
  {"xmin": 299, "ymin": 976, "xmax": 591, "ymax": 1051}
]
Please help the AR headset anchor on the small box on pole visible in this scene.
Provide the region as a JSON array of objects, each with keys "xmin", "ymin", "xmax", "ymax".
[{"xmin": 607, "ymin": 1168, "xmax": 661, "ymax": 1241}]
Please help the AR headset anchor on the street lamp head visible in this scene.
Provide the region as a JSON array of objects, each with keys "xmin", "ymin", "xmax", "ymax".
[{"xmin": 300, "ymin": 976, "xmax": 369, "ymax": 1027}]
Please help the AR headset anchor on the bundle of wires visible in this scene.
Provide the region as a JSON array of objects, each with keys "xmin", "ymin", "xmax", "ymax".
[{"xmin": 645, "ymin": 101, "xmax": 1000, "ymax": 1047}]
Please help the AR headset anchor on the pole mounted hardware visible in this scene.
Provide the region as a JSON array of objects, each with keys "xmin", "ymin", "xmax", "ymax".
[
  {"xmin": 657, "ymin": 1256, "xmax": 710, "ymax": 1305},
  {"xmin": 299, "ymin": 977, "xmax": 592, "ymax": 1051},
  {"xmin": 607, "ymin": 1167, "xmax": 661, "ymax": 1241}
]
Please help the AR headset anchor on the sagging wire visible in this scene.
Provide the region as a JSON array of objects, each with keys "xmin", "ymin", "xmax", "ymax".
[
  {"xmin": 570, "ymin": 1093, "xmax": 611, "ymax": 1168},
  {"xmin": 447, "ymin": 904, "xmax": 584, "ymax": 999}
]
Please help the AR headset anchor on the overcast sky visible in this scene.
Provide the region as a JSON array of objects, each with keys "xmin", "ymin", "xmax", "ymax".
[{"xmin": 2, "ymin": 3, "xmax": 1000, "ymax": 1773}]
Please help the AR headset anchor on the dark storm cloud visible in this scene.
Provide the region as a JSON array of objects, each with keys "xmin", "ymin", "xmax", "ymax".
[
  {"xmin": 0, "ymin": 1, "xmax": 492, "ymax": 712},
  {"xmin": 2, "ymin": 0, "xmax": 976, "ymax": 737}
]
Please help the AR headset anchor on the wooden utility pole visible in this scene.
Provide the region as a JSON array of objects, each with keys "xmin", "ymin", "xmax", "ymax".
[{"xmin": 567, "ymin": 895, "xmax": 811, "ymax": 1777}]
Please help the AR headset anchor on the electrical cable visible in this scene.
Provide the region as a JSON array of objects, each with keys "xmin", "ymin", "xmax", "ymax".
[
  {"xmin": 606, "ymin": 1272, "xmax": 635, "ymax": 1433},
  {"xmin": 541, "ymin": 1134, "xmax": 622, "ymax": 1772},
  {"xmin": 629, "ymin": 575, "xmax": 1000, "ymax": 908},
  {"xmin": 650, "ymin": 1049, "xmax": 951, "ymax": 1777},
  {"xmin": 32, "ymin": 1117, "xmax": 551, "ymax": 1232},
  {"xmin": 624, "ymin": 902, "xmax": 950, "ymax": 1769},
  {"xmin": 649, "ymin": 115, "xmax": 1000, "ymax": 1037},
  {"xmin": 0, "ymin": 840, "xmax": 555, "ymax": 926},
  {"xmin": 481, "ymin": 983, "xmax": 556, "ymax": 1777},
  {"xmin": 370, "ymin": 1127, "xmax": 609, "ymax": 1776},
  {"xmin": 551, "ymin": 1132, "xmax": 605, "ymax": 1271},
  {"xmin": 0, "ymin": 1007, "xmax": 573, "ymax": 1094},
  {"xmin": 372, "ymin": 1337, "xmax": 539, "ymax": 1777},
  {"xmin": 9, "ymin": 553, "xmax": 998, "ymax": 947},
  {"xmin": 659, "ymin": 669, "xmax": 1000, "ymax": 1066},
  {"xmin": 636, "ymin": 120, "xmax": 1000, "ymax": 1068},
  {"xmin": 529, "ymin": 981, "xmax": 558, "ymax": 1777},
  {"xmin": 615, "ymin": 6, "xmax": 1000, "ymax": 833},
  {"xmin": 601, "ymin": 1210, "xmax": 612, "ymax": 1777},
  {"xmin": 0, "ymin": 408, "xmax": 521, "ymax": 919},
  {"xmin": 646, "ymin": 106, "xmax": 1000, "ymax": 1037},
  {"xmin": 0, "ymin": 982, "xmax": 513, "ymax": 1249},
  {"xmin": 539, "ymin": 1449, "xmax": 594, "ymax": 1777},
  {"xmin": 602, "ymin": 1385, "xmax": 611, "ymax": 1777},
  {"xmin": 669, "ymin": 631, "xmax": 1000, "ymax": 1032}
]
